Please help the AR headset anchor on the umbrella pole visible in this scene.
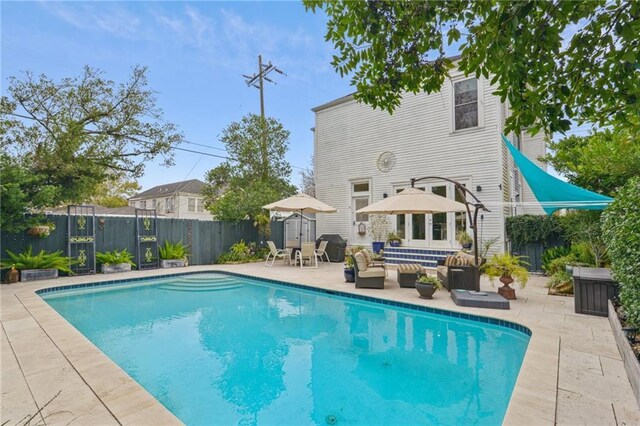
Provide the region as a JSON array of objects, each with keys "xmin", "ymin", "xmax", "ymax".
[{"xmin": 299, "ymin": 209, "xmax": 303, "ymax": 244}]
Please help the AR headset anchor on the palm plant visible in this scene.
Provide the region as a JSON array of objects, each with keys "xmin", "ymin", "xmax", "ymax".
[
  {"xmin": 2, "ymin": 247, "xmax": 74, "ymax": 273},
  {"xmin": 96, "ymin": 249, "xmax": 136, "ymax": 267},
  {"xmin": 158, "ymin": 240, "xmax": 190, "ymax": 260},
  {"xmin": 481, "ymin": 253, "xmax": 530, "ymax": 288}
]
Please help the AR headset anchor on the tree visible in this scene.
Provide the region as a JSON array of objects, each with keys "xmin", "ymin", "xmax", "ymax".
[
  {"xmin": 202, "ymin": 114, "xmax": 297, "ymax": 221},
  {"xmin": 90, "ymin": 176, "xmax": 142, "ymax": 208},
  {"xmin": 300, "ymin": 155, "xmax": 315, "ymax": 197},
  {"xmin": 1, "ymin": 66, "xmax": 182, "ymax": 231},
  {"xmin": 542, "ymin": 128, "xmax": 640, "ymax": 196},
  {"xmin": 304, "ymin": 1, "xmax": 640, "ymax": 135}
]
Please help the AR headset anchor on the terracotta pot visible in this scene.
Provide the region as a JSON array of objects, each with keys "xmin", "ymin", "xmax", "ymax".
[{"xmin": 498, "ymin": 274, "xmax": 517, "ymax": 300}]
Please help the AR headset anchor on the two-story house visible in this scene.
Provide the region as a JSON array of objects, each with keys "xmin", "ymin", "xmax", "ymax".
[
  {"xmin": 129, "ymin": 179, "xmax": 213, "ymax": 220},
  {"xmin": 312, "ymin": 67, "xmax": 548, "ymax": 267}
]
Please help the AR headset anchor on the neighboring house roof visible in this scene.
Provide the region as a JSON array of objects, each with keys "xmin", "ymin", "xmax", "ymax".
[
  {"xmin": 130, "ymin": 179, "xmax": 205, "ymax": 200},
  {"xmin": 49, "ymin": 205, "xmax": 165, "ymax": 217}
]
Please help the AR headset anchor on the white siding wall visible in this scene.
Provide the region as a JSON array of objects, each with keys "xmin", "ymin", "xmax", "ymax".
[
  {"xmin": 519, "ymin": 132, "xmax": 547, "ymax": 215},
  {"xmin": 314, "ymin": 74, "xmax": 507, "ymax": 250}
]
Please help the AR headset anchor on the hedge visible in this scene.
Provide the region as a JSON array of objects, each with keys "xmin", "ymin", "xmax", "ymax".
[
  {"xmin": 505, "ymin": 214, "xmax": 564, "ymax": 246},
  {"xmin": 602, "ymin": 177, "xmax": 640, "ymax": 326}
]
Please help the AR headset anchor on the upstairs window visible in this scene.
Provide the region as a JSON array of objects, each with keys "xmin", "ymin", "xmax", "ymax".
[
  {"xmin": 454, "ymin": 78, "xmax": 478, "ymax": 130},
  {"xmin": 197, "ymin": 198, "xmax": 204, "ymax": 213},
  {"xmin": 165, "ymin": 197, "xmax": 174, "ymax": 213},
  {"xmin": 188, "ymin": 198, "xmax": 196, "ymax": 212}
]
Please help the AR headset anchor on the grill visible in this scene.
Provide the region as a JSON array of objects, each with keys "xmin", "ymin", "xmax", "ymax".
[{"xmin": 316, "ymin": 234, "xmax": 347, "ymax": 262}]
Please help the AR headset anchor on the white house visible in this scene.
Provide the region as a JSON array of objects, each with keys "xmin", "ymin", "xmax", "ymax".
[
  {"xmin": 312, "ymin": 68, "xmax": 547, "ymax": 267},
  {"xmin": 128, "ymin": 179, "xmax": 213, "ymax": 221}
]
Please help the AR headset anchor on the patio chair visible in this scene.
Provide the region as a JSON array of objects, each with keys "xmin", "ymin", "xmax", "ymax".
[
  {"xmin": 296, "ymin": 242, "xmax": 318, "ymax": 268},
  {"xmin": 352, "ymin": 253, "xmax": 385, "ymax": 289},
  {"xmin": 361, "ymin": 249, "xmax": 387, "ymax": 276},
  {"xmin": 436, "ymin": 252, "xmax": 483, "ymax": 291},
  {"xmin": 315, "ymin": 240, "xmax": 330, "ymax": 263},
  {"xmin": 265, "ymin": 241, "xmax": 291, "ymax": 267}
]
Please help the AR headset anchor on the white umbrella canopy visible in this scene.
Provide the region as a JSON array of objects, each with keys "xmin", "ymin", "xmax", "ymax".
[
  {"xmin": 263, "ymin": 193, "xmax": 337, "ymax": 213},
  {"xmin": 356, "ymin": 187, "xmax": 467, "ymax": 215}
]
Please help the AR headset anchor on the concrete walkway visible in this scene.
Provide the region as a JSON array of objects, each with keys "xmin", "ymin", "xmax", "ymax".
[{"xmin": 1, "ymin": 262, "xmax": 638, "ymax": 425}]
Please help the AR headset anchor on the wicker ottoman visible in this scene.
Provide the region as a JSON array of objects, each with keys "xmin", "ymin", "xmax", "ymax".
[{"xmin": 396, "ymin": 264, "xmax": 426, "ymax": 288}]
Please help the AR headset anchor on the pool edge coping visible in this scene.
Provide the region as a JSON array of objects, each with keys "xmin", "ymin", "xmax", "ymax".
[{"xmin": 16, "ymin": 267, "xmax": 557, "ymax": 425}]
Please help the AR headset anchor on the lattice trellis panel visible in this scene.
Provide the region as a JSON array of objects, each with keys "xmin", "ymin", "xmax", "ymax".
[
  {"xmin": 136, "ymin": 208, "xmax": 159, "ymax": 270},
  {"xmin": 67, "ymin": 205, "xmax": 96, "ymax": 275}
]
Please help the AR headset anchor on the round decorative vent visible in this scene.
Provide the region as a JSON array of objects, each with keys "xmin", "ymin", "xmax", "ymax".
[{"xmin": 377, "ymin": 151, "xmax": 396, "ymax": 172}]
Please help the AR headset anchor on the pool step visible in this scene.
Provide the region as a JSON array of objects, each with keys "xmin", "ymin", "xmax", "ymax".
[
  {"xmin": 158, "ymin": 277, "xmax": 242, "ymax": 292},
  {"xmin": 175, "ymin": 274, "xmax": 232, "ymax": 282}
]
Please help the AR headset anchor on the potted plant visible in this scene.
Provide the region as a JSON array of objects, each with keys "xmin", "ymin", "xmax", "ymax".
[
  {"xmin": 387, "ymin": 232, "xmax": 402, "ymax": 247},
  {"xmin": 2, "ymin": 247, "xmax": 74, "ymax": 281},
  {"xmin": 368, "ymin": 214, "xmax": 390, "ymax": 254},
  {"xmin": 26, "ymin": 221, "xmax": 56, "ymax": 238},
  {"xmin": 456, "ymin": 230, "xmax": 473, "ymax": 250},
  {"xmin": 481, "ymin": 253, "xmax": 529, "ymax": 300},
  {"xmin": 415, "ymin": 274, "xmax": 443, "ymax": 299},
  {"xmin": 96, "ymin": 249, "xmax": 136, "ymax": 274},
  {"xmin": 344, "ymin": 255, "xmax": 355, "ymax": 283},
  {"xmin": 159, "ymin": 240, "xmax": 190, "ymax": 268}
]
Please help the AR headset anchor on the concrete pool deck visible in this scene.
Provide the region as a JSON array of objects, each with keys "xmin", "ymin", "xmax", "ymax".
[{"xmin": 1, "ymin": 262, "xmax": 638, "ymax": 425}]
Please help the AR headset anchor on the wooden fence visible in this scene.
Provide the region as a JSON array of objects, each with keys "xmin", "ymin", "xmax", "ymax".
[{"xmin": 1, "ymin": 214, "xmax": 284, "ymax": 268}]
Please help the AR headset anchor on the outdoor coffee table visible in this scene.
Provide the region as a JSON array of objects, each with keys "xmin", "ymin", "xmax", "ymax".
[{"xmin": 451, "ymin": 289, "xmax": 510, "ymax": 310}]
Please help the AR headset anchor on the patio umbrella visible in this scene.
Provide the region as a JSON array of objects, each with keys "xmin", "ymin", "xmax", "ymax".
[
  {"xmin": 356, "ymin": 187, "xmax": 467, "ymax": 215},
  {"xmin": 263, "ymin": 193, "xmax": 337, "ymax": 244}
]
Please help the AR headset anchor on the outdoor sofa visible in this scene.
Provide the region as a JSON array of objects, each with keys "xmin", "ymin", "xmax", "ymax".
[{"xmin": 352, "ymin": 253, "xmax": 385, "ymax": 289}]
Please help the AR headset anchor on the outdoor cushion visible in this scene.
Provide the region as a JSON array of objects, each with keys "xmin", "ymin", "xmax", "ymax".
[
  {"xmin": 456, "ymin": 251, "xmax": 477, "ymax": 266},
  {"xmin": 445, "ymin": 254, "xmax": 469, "ymax": 267},
  {"xmin": 397, "ymin": 263, "xmax": 424, "ymax": 273},
  {"xmin": 359, "ymin": 269, "xmax": 386, "ymax": 278},
  {"xmin": 361, "ymin": 250, "xmax": 372, "ymax": 264},
  {"xmin": 354, "ymin": 252, "xmax": 368, "ymax": 271}
]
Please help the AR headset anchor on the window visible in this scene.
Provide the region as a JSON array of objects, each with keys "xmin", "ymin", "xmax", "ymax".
[
  {"xmin": 151, "ymin": 199, "xmax": 157, "ymax": 210},
  {"xmin": 431, "ymin": 185, "xmax": 448, "ymax": 241},
  {"xmin": 352, "ymin": 181, "xmax": 371, "ymax": 224},
  {"xmin": 188, "ymin": 198, "xmax": 196, "ymax": 212},
  {"xmin": 140, "ymin": 200, "xmax": 147, "ymax": 209},
  {"xmin": 354, "ymin": 198, "xmax": 369, "ymax": 222},
  {"xmin": 197, "ymin": 198, "xmax": 204, "ymax": 212},
  {"xmin": 165, "ymin": 197, "xmax": 174, "ymax": 213},
  {"xmin": 395, "ymin": 188, "xmax": 406, "ymax": 239},
  {"xmin": 454, "ymin": 78, "xmax": 478, "ymax": 130},
  {"xmin": 455, "ymin": 185, "xmax": 467, "ymax": 236}
]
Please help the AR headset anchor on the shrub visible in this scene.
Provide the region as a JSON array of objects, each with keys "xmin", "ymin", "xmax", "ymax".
[
  {"xmin": 216, "ymin": 240, "xmax": 265, "ymax": 264},
  {"xmin": 481, "ymin": 253, "xmax": 530, "ymax": 288},
  {"xmin": 602, "ymin": 177, "xmax": 640, "ymax": 327},
  {"xmin": 541, "ymin": 246, "xmax": 571, "ymax": 274},
  {"xmin": 158, "ymin": 240, "xmax": 190, "ymax": 260},
  {"xmin": 416, "ymin": 274, "xmax": 443, "ymax": 290},
  {"xmin": 2, "ymin": 247, "xmax": 74, "ymax": 273},
  {"xmin": 546, "ymin": 270, "xmax": 574, "ymax": 295},
  {"xmin": 559, "ymin": 211, "xmax": 608, "ymax": 266},
  {"xmin": 96, "ymin": 249, "xmax": 136, "ymax": 267},
  {"xmin": 505, "ymin": 214, "xmax": 563, "ymax": 246}
]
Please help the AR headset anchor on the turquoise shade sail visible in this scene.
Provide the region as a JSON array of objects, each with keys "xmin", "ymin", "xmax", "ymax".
[{"xmin": 501, "ymin": 134, "xmax": 613, "ymax": 215}]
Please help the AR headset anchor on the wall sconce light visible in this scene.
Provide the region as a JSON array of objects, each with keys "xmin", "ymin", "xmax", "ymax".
[
  {"xmin": 383, "ymin": 193, "xmax": 388, "ymax": 198},
  {"xmin": 358, "ymin": 222, "xmax": 367, "ymax": 236},
  {"xmin": 476, "ymin": 185, "xmax": 482, "ymax": 192}
]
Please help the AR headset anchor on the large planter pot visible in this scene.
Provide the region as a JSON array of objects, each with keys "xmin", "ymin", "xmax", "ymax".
[
  {"xmin": 461, "ymin": 242, "xmax": 473, "ymax": 250},
  {"xmin": 101, "ymin": 263, "xmax": 132, "ymax": 274},
  {"xmin": 371, "ymin": 241, "xmax": 385, "ymax": 254},
  {"xmin": 344, "ymin": 268, "xmax": 355, "ymax": 283},
  {"xmin": 389, "ymin": 241, "xmax": 401, "ymax": 247},
  {"xmin": 20, "ymin": 268, "xmax": 58, "ymax": 282},
  {"xmin": 608, "ymin": 300, "xmax": 640, "ymax": 408},
  {"xmin": 415, "ymin": 282, "xmax": 437, "ymax": 299},
  {"xmin": 160, "ymin": 259, "xmax": 187, "ymax": 268},
  {"xmin": 26, "ymin": 225, "xmax": 52, "ymax": 238},
  {"xmin": 498, "ymin": 275, "xmax": 517, "ymax": 300}
]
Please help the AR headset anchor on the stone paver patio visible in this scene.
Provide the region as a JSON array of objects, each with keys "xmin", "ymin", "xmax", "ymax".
[{"xmin": 1, "ymin": 262, "xmax": 638, "ymax": 425}]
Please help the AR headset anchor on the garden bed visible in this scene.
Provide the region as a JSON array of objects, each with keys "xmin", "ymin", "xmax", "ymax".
[{"xmin": 609, "ymin": 300, "xmax": 640, "ymax": 407}]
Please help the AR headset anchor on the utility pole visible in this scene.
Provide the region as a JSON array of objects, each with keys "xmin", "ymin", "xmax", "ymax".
[{"xmin": 243, "ymin": 56, "xmax": 285, "ymax": 180}]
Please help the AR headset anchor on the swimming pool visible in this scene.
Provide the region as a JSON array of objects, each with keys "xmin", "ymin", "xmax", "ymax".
[{"xmin": 41, "ymin": 272, "xmax": 530, "ymax": 425}]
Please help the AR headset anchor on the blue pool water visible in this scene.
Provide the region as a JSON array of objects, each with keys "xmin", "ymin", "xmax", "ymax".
[{"xmin": 42, "ymin": 273, "xmax": 529, "ymax": 425}]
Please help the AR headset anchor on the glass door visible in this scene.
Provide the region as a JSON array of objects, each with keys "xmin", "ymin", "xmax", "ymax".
[
  {"xmin": 410, "ymin": 186, "xmax": 428, "ymax": 247},
  {"xmin": 429, "ymin": 184, "xmax": 450, "ymax": 248}
]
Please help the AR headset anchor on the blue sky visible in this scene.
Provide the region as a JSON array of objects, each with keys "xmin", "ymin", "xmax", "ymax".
[
  {"xmin": 1, "ymin": 1, "xmax": 354, "ymax": 191},
  {"xmin": 3, "ymin": 1, "xmax": 585, "ymax": 191}
]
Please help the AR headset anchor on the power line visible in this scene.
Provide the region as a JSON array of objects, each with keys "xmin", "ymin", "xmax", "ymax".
[{"xmin": 169, "ymin": 145, "xmax": 306, "ymax": 170}]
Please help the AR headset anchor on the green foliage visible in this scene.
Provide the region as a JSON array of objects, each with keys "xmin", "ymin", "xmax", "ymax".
[
  {"xmin": 216, "ymin": 240, "xmax": 265, "ymax": 264},
  {"xmin": 602, "ymin": 177, "xmax": 640, "ymax": 327},
  {"xmin": 96, "ymin": 249, "xmax": 136, "ymax": 267},
  {"xmin": 91, "ymin": 177, "xmax": 142, "ymax": 208},
  {"xmin": 0, "ymin": 66, "xmax": 182, "ymax": 232},
  {"xmin": 344, "ymin": 245, "xmax": 365, "ymax": 268},
  {"xmin": 416, "ymin": 274, "xmax": 443, "ymax": 290},
  {"xmin": 546, "ymin": 270, "xmax": 574, "ymax": 295},
  {"xmin": 305, "ymin": 1, "xmax": 640, "ymax": 135},
  {"xmin": 386, "ymin": 232, "xmax": 401, "ymax": 243},
  {"xmin": 367, "ymin": 214, "xmax": 390, "ymax": 241},
  {"xmin": 158, "ymin": 241, "xmax": 190, "ymax": 260},
  {"xmin": 558, "ymin": 211, "xmax": 608, "ymax": 267},
  {"xmin": 481, "ymin": 253, "xmax": 530, "ymax": 288},
  {"xmin": 506, "ymin": 215, "xmax": 563, "ymax": 246},
  {"xmin": 203, "ymin": 114, "xmax": 297, "ymax": 221},
  {"xmin": 455, "ymin": 230, "xmax": 473, "ymax": 245},
  {"xmin": 2, "ymin": 247, "xmax": 74, "ymax": 273},
  {"xmin": 542, "ymin": 129, "xmax": 640, "ymax": 196},
  {"xmin": 253, "ymin": 212, "xmax": 271, "ymax": 238},
  {"xmin": 541, "ymin": 246, "xmax": 572, "ymax": 273},
  {"xmin": 479, "ymin": 236, "xmax": 500, "ymax": 258}
]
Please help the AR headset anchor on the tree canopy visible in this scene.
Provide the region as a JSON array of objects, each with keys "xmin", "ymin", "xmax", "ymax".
[
  {"xmin": 304, "ymin": 0, "xmax": 640, "ymax": 135},
  {"xmin": 202, "ymin": 114, "xmax": 297, "ymax": 222},
  {"xmin": 0, "ymin": 66, "xmax": 182, "ymax": 232},
  {"xmin": 542, "ymin": 128, "xmax": 640, "ymax": 196}
]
